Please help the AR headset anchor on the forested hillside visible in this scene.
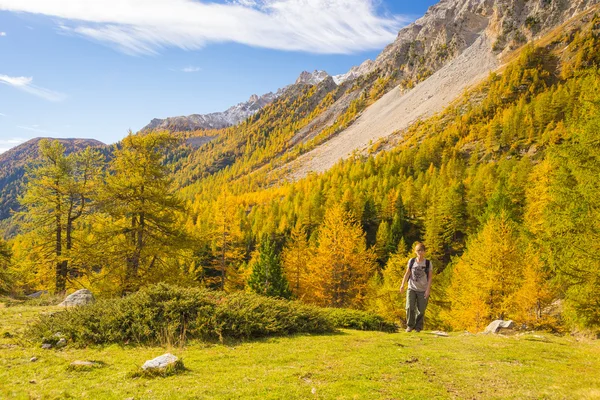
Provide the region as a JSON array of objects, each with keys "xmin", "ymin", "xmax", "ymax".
[
  {"xmin": 2, "ymin": 7, "xmax": 600, "ymax": 334},
  {"xmin": 0, "ymin": 138, "xmax": 105, "ymax": 232}
]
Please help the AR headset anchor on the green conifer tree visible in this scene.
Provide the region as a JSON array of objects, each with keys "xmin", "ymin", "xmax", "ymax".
[{"xmin": 248, "ymin": 235, "xmax": 291, "ymax": 298}]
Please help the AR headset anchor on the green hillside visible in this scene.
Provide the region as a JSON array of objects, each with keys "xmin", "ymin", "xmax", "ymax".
[{"xmin": 1, "ymin": 304, "xmax": 599, "ymax": 400}]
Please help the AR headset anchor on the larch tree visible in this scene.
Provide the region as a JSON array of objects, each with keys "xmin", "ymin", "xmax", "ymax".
[
  {"xmin": 19, "ymin": 140, "xmax": 102, "ymax": 293},
  {"xmin": 0, "ymin": 239, "xmax": 13, "ymax": 294},
  {"xmin": 100, "ymin": 131, "xmax": 188, "ymax": 294},
  {"xmin": 308, "ymin": 204, "xmax": 377, "ymax": 308},
  {"xmin": 281, "ymin": 223, "xmax": 312, "ymax": 300},
  {"xmin": 445, "ymin": 213, "xmax": 524, "ymax": 332},
  {"xmin": 210, "ymin": 189, "xmax": 245, "ymax": 291}
]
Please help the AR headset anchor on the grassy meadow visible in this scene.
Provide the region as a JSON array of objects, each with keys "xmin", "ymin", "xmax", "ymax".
[{"xmin": 1, "ymin": 303, "xmax": 599, "ymax": 400}]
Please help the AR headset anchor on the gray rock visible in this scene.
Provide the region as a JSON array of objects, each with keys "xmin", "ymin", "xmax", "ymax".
[
  {"xmin": 142, "ymin": 353, "xmax": 178, "ymax": 371},
  {"xmin": 58, "ymin": 289, "xmax": 95, "ymax": 307},
  {"xmin": 26, "ymin": 290, "xmax": 48, "ymax": 298},
  {"xmin": 55, "ymin": 338, "xmax": 67, "ymax": 348},
  {"xmin": 484, "ymin": 320, "xmax": 515, "ymax": 334},
  {"xmin": 30, "ymin": 356, "xmax": 38, "ymax": 362},
  {"xmin": 41, "ymin": 343, "xmax": 52, "ymax": 349}
]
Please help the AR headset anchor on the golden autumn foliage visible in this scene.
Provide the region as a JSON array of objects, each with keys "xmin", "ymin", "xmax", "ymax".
[
  {"xmin": 306, "ymin": 205, "xmax": 377, "ymax": 308},
  {"xmin": 445, "ymin": 213, "xmax": 552, "ymax": 332}
]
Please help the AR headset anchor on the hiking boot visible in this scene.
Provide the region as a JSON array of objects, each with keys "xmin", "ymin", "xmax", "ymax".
[{"xmin": 406, "ymin": 327, "xmax": 413, "ymax": 332}]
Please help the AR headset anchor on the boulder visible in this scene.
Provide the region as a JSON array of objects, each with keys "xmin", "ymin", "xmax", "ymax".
[
  {"xmin": 58, "ymin": 289, "xmax": 95, "ymax": 307},
  {"xmin": 484, "ymin": 320, "xmax": 515, "ymax": 334},
  {"xmin": 142, "ymin": 353, "xmax": 179, "ymax": 371}
]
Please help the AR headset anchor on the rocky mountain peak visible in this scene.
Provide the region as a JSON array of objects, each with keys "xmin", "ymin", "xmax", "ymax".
[
  {"xmin": 335, "ymin": 0, "xmax": 599, "ymax": 85},
  {"xmin": 295, "ymin": 70, "xmax": 331, "ymax": 86}
]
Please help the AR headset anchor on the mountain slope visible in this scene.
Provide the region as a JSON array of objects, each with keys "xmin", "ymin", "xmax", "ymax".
[
  {"xmin": 281, "ymin": 0, "xmax": 599, "ymax": 179},
  {"xmin": 288, "ymin": 35, "xmax": 498, "ymax": 178}
]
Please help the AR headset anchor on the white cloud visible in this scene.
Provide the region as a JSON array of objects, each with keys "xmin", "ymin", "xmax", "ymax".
[
  {"xmin": 0, "ymin": 0, "xmax": 409, "ymax": 55},
  {"xmin": 17, "ymin": 125, "xmax": 59, "ymax": 134},
  {"xmin": 0, "ymin": 137, "xmax": 27, "ymax": 154},
  {"xmin": 0, "ymin": 112, "xmax": 6, "ymax": 116},
  {"xmin": 0, "ymin": 74, "xmax": 66, "ymax": 101},
  {"xmin": 181, "ymin": 66, "xmax": 201, "ymax": 73},
  {"xmin": 0, "ymin": 32, "xmax": 6, "ymax": 36},
  {"xmin": 0, "ymin": 138, "xmax": 26, "ymax": 144}
]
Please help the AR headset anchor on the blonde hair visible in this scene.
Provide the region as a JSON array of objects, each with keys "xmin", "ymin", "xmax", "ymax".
[{"xmin": 414, "ymin": 242, "xmax": 426, "ymax": 251}]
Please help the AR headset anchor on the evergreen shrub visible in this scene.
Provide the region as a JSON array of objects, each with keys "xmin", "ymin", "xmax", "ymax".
[
  {"xmin": 29, "ymin": 284, "xmax": 335, "ymax": 346},
  {"xmin": 324, "ymin": 308, "xmax": 397, "ymax": 332}
]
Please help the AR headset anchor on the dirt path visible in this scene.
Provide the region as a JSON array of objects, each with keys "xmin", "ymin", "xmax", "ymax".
[{"xmin": 287, "ymin": 34, "xmax": 499, "ymax": 180}]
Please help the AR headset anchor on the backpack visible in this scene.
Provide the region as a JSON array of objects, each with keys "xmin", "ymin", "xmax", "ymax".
[{"xmin": 409, "ymin": 258, "xmax": 431, "ymax": 279}]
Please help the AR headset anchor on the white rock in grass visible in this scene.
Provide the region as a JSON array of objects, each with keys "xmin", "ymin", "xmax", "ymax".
[
  {"xmin": 58, "ymin": 289, "xmax": 95, "ymax": 307},
  {"xmin": 430, "ymin": 330, "xmax": 449, "ymax": 337},
  {"xmin": 142, "ymin": 353, "xmax": 178, "ymax": 371},
  {"xmin": 484, "ymin": 320, "xmax": 514, "ymax": 334},
  {"xmin": 70, "ymin": 360, "xmax": 98, "ymax": 367}
]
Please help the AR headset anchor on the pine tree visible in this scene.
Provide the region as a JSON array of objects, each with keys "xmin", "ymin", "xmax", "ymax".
[{"xmin": 248, "ymin": 235, "xmax": 291, "ymax": 298}]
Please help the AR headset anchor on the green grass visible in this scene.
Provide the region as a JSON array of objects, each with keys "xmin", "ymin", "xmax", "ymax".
[{"xmin": 1, "ymin": 304, "xmax": 600, "ymax": 399}]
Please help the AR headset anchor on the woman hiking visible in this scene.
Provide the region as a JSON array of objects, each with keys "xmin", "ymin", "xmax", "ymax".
[{"xmin": 399, "ymin": 242, "xmax": 432, "ymax": 332}]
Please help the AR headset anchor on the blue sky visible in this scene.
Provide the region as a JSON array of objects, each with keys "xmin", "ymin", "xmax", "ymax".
[{"xmin": 0, "ymin": 0, "xmax": 438, "ymax": 153}]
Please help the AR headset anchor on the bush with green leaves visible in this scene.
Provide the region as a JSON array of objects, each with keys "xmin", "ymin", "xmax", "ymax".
[
  {"xmin": 324, "ymin": 308, "xmax": 398, "ymax": 333},
  {"xmin": 29, "ymin": 284, "xmax": 396, "ymax": 347},
  {"xmin": 29, "ymin": 284, "xmax": 334, "ymax": 346}
]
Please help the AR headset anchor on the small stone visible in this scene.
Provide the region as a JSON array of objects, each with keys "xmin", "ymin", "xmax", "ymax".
[
  {"xmin": 41, "ymin": 343, "xmax": 52, "ymax": 349},
  {"xmin": 55, "ymin": 338, "xmax": 67, "ymax": 348},
  {"xmin": 30, "ymin": 356, "xmax": 38, "ymax": 362},
  {"xmin": 311, "ymin": 387, "xmax": 317, "ymax": 395},
  {"xmin": 124, "ymin": 397, "xmax": 134, "ymax": 400},
  {"xmin": 141, "ymin": 353, "xmax": 178, "ymax": 371},
  {"xmin": 29, "ymin": 380, "xmax": 36, "ymax": 384},
  {"xmin": 70, "ymin": 360, "xmax": 97, "ymax": 367},
  {"xmin": 430, "ymin": 330, "xmax": 449, "ymax": 337}
]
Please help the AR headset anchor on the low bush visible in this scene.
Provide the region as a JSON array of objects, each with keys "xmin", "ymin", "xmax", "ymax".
[
  {"xmin": 29, "ymin": 284, "xmax": 334, "ymax": 346},
  {"xmin": 324, "ymin": 308, "xmax": 397, "ymax": 333}
]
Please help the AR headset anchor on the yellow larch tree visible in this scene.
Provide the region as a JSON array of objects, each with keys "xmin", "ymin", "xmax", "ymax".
[
  {"xmin": 445, "ymin": 213, "xmax": 524, "ymax": 332},
  {"xmin": 307, "ymin": 204, "xmax": 377, "ymax": 309},
  {"xmin": 281, "ymin": 223, "xmax": 312, "ymax": 300}
]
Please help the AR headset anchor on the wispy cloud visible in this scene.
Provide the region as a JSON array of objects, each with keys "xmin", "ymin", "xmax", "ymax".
[
  {"xmin": 0, "ymin": 0, "xmax": 409, "ymax": 55},
  {"xmin": 0, "ymin": 32, "xmax": 6, "ymax": 36},
  {"xmin": 0, "ymin": 137, "xmax": 27, "ymax": 154},
  {"xmin": 0, "ymin": 74, "xmax": 66, "ymax": 101},
  {"xmin": 17, "ymin": 125, "xmax": 60, "ymax": 135},
  {"xmin": 181, "ymin": 66, "xmax": 201, "ymax": 73},
  {"xmin": 0, "ymin": 112, "xmax": 6, "ymax": 116}
]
